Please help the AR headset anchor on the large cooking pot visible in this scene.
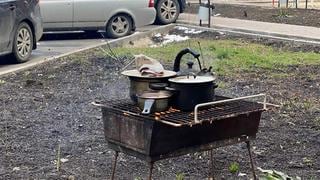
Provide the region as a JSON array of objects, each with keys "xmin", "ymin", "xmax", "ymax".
[
  {"xmin": 121, "ymin": 70, "xmax": 176, "ymax": 103},
  {"xmin": 150, "ymin": 75, "xmax": 218, "ymax": 111}
]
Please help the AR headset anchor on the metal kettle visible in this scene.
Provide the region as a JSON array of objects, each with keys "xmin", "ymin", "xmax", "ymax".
[{"xmin": 173, "ymin": 48, "xmax": 214, "ymax": 77}]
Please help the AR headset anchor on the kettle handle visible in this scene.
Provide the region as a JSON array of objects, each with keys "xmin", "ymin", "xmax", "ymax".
[{"xmin": 173, "ymin": 48, "xmax": 201, "ymax": 72}]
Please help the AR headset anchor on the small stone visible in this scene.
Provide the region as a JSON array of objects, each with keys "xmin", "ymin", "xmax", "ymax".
[
  {"xmin": 13, "ymin": 167, "xmax": 20, "ymax": 171},
  {"xmin": 238, "ymin": 172, "xmax": 247, "ymax": 177},
  {"xmin": 60, "ymin": 158, "xmax": 69, "ymax": 163},
  {"xmin": 68, "ymin": 175, "xmax": 75, "ymax": 180}
]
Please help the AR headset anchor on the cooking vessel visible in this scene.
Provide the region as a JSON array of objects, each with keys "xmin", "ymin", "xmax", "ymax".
[
  {"xmin": 122, "ymin": 69, "xmax": 176, "ymax": 103},
  {"xmin": 174, "ymin": 48, "xmax": 214, "ymax": 77},
  {"xmin": 137, "ymin": 90, "xmax": 173, "ymax": 114},
  {"xmin": 150, "ymin": 75, "xmax": 218, "ymax": 111}
]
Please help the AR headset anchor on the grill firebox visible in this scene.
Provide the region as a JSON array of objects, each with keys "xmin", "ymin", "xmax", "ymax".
[{"xmin": 94, "ymin": 95, "xmax": 269, "ymax": 180}]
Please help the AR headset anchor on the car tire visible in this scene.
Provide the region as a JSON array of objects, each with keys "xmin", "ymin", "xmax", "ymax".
[
  {"xmin": 106, "ymin": 14, "xmax": 132, "ymax": 38},
  {"xmin": 12, "ymin": 22, "xmax": 34, "ymax": 63},
  {"xmin": 156, "ymin": 0, "xmax": 180, "ymax": 25}
]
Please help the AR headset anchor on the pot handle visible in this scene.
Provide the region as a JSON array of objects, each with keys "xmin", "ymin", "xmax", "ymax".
[
  {"xmin": 213, "ymin": 84, "xmax": 218, "ymax": 89},
  {"xmin": 142, "ymin": 99, "xmax": 155, "ymax": 115},
  {"xmin": 149, "ymin": 83, "xmax": 179, "ymax": 93},
  {"xmin": 164, "ymin": 87, "xmax": 178, "ymax": 92},
  {"xmin": 149, "ymin": 83, "xmax": 168, "ymax": 90}
]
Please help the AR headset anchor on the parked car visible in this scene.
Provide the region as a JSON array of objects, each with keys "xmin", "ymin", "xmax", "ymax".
[
  {"xmin": 0, "ymin": 0, "xmax": 43, "ymax": 63},
  {"xmin": 155, "ymin": 0, "xmax": 186, "ymax": 24},
  {"xmin": 40, "ymin": 0, "xmax": 156, "ymax": 38}
]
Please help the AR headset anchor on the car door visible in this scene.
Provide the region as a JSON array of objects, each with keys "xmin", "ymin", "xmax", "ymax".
[
  {"xmin": 0, "ymin": 0, "xmax": 16, "ymax": 53},
  {"xmin": 40, "ymin": 0, "xmax": 73, "ymax": 30},
  {"xmin": 73, "ymin": 0, "xmax": 115, "ymax": 28}
]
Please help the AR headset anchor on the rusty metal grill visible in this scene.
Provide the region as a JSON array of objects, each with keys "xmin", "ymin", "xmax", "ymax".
[
  {"xmin": 93, "ymin": 94, "xmax": 274, "ymax": 180},
  {"xmin": 98, "ymin": 96, "xmax": 265, "ymax": 127}
]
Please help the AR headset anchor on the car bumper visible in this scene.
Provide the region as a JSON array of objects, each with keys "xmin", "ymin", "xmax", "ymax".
[
  {"xmin": 180, "ymin": 0, "xmax": 186, "ymax": 12},
  {"xmin": 32, "ymin": 5, "xmax": 43, "ymax": 42},
  {"xmin": 134, "ymin": 8, "xmax": 156, "ymax": 28},
  {"xmin": 34, "ymin": 17, "xmax": 43, "ymax": 42}
]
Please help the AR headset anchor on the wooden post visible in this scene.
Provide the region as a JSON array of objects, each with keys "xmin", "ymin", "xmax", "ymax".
[{"xmin": 296, "ymin": 0, "xmax": 298, "ymax": 8}]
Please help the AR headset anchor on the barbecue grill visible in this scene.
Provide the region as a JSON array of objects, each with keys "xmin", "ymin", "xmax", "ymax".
[{"xmin": 93, "ymin": 94, "xmax": 272, "ymax": 180}]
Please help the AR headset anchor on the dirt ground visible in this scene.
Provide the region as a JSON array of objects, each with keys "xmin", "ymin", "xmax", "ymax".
[
  {"xmin": 185, "ymin": 3, "xmax": 320, "ymax": 28},
  {"xmin": 0, "ymin": 29, "xmax": 319, "ymax": 179}
]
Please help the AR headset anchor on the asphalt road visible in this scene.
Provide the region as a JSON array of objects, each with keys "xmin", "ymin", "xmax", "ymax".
[{"xmin": 0, "ymin": 25, "xmax": 161, "ymax": 76}]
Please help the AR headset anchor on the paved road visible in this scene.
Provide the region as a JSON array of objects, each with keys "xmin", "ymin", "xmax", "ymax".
[{"xmin": 0, "ymin": 25, "xmax": 161, "ymax": 76}]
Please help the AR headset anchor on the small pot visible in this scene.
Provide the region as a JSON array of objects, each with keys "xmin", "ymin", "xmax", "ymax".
[
  {"xmin": 121, "ymin": 70, "xmax": 176, "ymax": 103},
  {"xmin": 137, "ymin": 90, "xmax": 173, "ymax": 114},
  {"xmin": 150, "ymin": 75, "xmax": 218, "ymax": 111}
]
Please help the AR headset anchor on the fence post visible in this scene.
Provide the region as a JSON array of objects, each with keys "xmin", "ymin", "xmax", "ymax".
[
  {"xmin": 305, "ymin": 0, "xmax": 308, "ymax": 9},
  {"xmin": 208, "ymin": 0, "xmax": 211, "ymax": 28}
]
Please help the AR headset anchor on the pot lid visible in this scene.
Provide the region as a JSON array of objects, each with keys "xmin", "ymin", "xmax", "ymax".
[
  {"xmin": 121, "ymin": 69, "xmax": 176, "ymax": 78},
  {"xmin": 169, "ymin": 75, "xmax": 215, "ymax": 84},
  {"xmin": 137, "ymin": 91, "xmax": 172, "ymax": 99}
]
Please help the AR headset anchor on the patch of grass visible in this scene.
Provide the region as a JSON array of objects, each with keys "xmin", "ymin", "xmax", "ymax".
[
  {"xmin": 277, "ymin": 8, "xmax": 290, "ymax": 18},
  {"xmin": 106, "ymin": 39, "xmax": 320, "ymax": 76},
  {"xmin": 270, "ymin": 72, "xmax": 292, "ymax": 79},
  {"xmin": 217, "ymin": 81, "xmax": 228, "ymax": 89},
  {"xmin": 229, "ymin": 162, "xmax": 240, "ymax": 174},
  {"xmin": 216, "ymin": 48, "xmax": 233, "ymax": 59},
  {"xmin": 302, "ymin": 157, "xmax": 313, "ymax": 166},
  {"xmin": 176, "ymin": 173, "xmax": 185, "ymax": 180},
  {"xmin": 56, "ymin": 144, "xmax": 61, "ymax": 171}
]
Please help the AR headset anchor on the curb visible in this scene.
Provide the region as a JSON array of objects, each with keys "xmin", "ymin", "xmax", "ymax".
[
  {"xmin": 176, "ymin": 20, "xmax": 320, "ymax": 45},
  {"xmin": 0, "ymin": 24, "xmax": 175, "ymax": 77}
]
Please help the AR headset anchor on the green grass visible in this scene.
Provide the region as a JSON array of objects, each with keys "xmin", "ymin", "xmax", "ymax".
[
  {"xmin": 176, "ymin": 173, "xmax": 185, "ymax": 180},
  {"xmin": 105, "ymin": 39, "xmax": 320, "ymax": 76},
  {"xmin": 228, "ymin": 162, "xmax": 240, "ymax": 174}
]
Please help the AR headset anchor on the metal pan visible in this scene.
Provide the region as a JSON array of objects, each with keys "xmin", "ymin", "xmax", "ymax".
[{"xmin": 137, "ymin": 90, "xmax": 173, "ymax": 115}]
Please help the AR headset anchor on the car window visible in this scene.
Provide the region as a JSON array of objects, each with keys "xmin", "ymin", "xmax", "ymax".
[{"xmin": 0, "ymin": 0, "xmax": 16, "ymax": 3}]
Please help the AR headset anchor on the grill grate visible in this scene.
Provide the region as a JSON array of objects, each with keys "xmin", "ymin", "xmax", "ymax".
[{"xmin": 98, "ymin": 96, "xmax": 265, "ymax": 127}]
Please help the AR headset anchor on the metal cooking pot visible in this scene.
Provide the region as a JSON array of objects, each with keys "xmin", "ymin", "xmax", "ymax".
[
  {"xmin": 150, "ymin": 75, "xmax": 218, "ymax": 111},
  {"xmin": 137, "ymin": 90, "xmax": 173, "ymax": 114},
  {"xmin": 121, "ymin": 69, "xmax": 176, "ymax": 103}
]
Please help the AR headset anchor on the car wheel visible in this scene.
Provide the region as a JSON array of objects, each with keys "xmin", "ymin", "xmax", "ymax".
[
  {"xmin": 106, "ymin": 14, "xmax": 132, "ymax": 38},
  {"xmin": 12, "ymin": 22, "xmax": 34, "ymax": 63},
  {"xmin": 156, "ymin": 0, "xmax": 180, "ymax": 24}
]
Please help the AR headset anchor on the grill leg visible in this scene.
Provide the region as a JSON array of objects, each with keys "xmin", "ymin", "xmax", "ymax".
[
  {"xmin": 208, "ymin": 150, "xmax": 215, "ymax": 180},
  {"xmin": 246, "ymin": 141, "xmax": 257, "ymax": 180},
  {"xmin": 111, "ymin": 151, "xmax": 119, "ymax": 180},
  {"xmin": 148, "ymin": 162, "xmax": 154, "ymax": 180}
]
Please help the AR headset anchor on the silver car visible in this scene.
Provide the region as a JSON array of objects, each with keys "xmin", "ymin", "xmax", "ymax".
[{"xmin": 40, "ymin": 0, "xmax": 156, "ymax": 38}]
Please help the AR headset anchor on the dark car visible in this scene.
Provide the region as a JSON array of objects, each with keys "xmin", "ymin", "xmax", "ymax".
[
  {"xmin": 155, "ymin": 0, "xmax": 186, "ymax": 24},
  {"xmin": 0, "ymin": 0, "xmax": 43, "ymax": 63}
]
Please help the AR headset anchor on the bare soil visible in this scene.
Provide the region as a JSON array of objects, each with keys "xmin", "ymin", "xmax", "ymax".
[
  {"xmin": 0, "ymin": 29, "xmax": 319, "ymax": 179},
  {"xmin": 185, "ymin": 3, "xmax": 320, "ymax": 28}
]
